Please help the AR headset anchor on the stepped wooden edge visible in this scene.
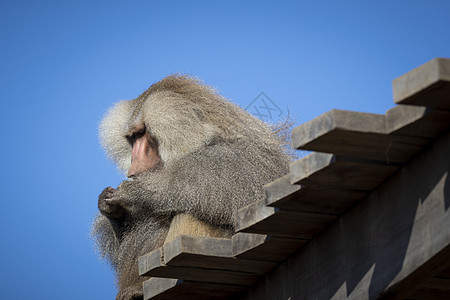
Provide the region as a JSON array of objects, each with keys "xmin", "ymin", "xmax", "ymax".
[
  {"xmin": 279, "ymin": 153, "xmax": 398, "ymax": 214},
  {"xmin": 291, "ymin": 109, "xmax": 431, "ymax": 164},
  {"xmin": 393, "ymin": 57, "xmax": 450, "ymax": 110},
  {"xmin": 234, "ymin": 198, "xmax": 336, "ymax": 239},
  {"xmin": 139, "ymin": 235, "xmax": 276, "ymax": 283},
  {"xmin": 143, "ymin": 278, "xmax": 248, "ymax": 300},
  {"xmin": 234, "ymin": 153, "xmax": 400, "ymax": 242},
  {"xmin": 241, "ymin": 126, "xmax": 450, "ymax": 300},
  {"xmin": 232, "ymin": 232, "xmax": 307, "ymax": 262}
]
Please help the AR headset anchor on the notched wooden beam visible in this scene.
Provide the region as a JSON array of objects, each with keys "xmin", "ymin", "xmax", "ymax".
[
  {"xmin": 232, "ymin": 232, "xmax": 307, "ymax": 262},
  {"xmin": 235, "ymin": 200, "xmax": 336, "ymax": 239},
  {"xmin": 143, "ymin": 278, "xmax": 247, "ymax": 300},
  {"xmin": 290, "ymin": 152, "xmax": 399, "ymax": 191},
  {"xmin": 386, "ymin": 104, "xmax": 450, "ymax": 139},
  {"xmin": 138, "ymin": 235, "xmax": 275, "ymax": 287},
  {"xmin": 265, "ymin": 170, "xmax": 366, "ymax": 214},
  {"xmin": 291, "ymin": 109, "xmax": 428, "ymax": 164},
  {"xmin": 163, "ymin": 235, "xmax": 275, "ymax": 274},
  {"xmin": 393, "ymin": 57, "xmax": 450, "ymax": 110}
]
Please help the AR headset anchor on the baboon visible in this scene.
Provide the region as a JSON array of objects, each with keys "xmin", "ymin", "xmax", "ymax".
[{"xmin": 92, "ymin": 75, "xmax": 291, "ymax": 300}]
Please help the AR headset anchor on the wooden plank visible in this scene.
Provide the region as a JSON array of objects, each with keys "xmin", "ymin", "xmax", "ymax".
[
  {"xmin": 235, "ymin": 200, "xmax": 336, "ymax": 239},
  {"xmin": 265, "ymin": 169, "xmax": 366, "ymax": 214},
  {"xmin": 234, "ymin": 200, "xmax": 275, "ymax": 234},
  {"xmin": 393, "ymin": 58, "xmax": 450, "ymax": 110},
  {"xmin": 139, "ymin": 246, "xmax": 259, "ymax": 285},
  {"xmin": 139, "ymin": 247, "xmax": 165, "ymax": 276},
  {"xmin": 379, "ymin": 244, "xmax": 450, "ymax": 299},
  {"xmin": 290, "ymin": 152, "xmax": 399, "ymax": 191},
  {"xmin": 263, "ymin": 153, "xmax": 398, "ymax": 215},
  {"xmin": 240, "ymin": 130, "xmax": 450, "ymax": 300},
  {"xmin": 143, "ymin": 278, "xmax": 247, "ymax": 300},
  {"xmin": 163, "ymin": 235, "xmax": 276, "ymax": 274},
  {"xmin": 267, "ymin": 184, "xmax": 367, "ymax": 214},
  {"xmin": 386, "ymin": 104, "xmax": 450, "ymax": 138},
  {"xmin": 232, "ymin": 233, "xmax": 307, "ymax": 262},
  {"xmin": 262, "ymin": 174, "xmax": 359, "ymax": 214},
  {"xmin": 291, "ymin": 109, "xmax": 428, "ymax": 164},
  {"xmin": 162, "ymin": 235, "xmax": 232, "ymax": 265},
  {"xmin": 264, "ymin": 174, "xmax": 301, "ymax": 207}
]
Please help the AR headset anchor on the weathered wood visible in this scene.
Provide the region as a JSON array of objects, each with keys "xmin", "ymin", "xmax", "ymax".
[
  {"xmin": 235, "ymin": 200, "xmax": 336, "ymax": 239},
  {"xmin": 393, "ymin": 58, "xmax": 450, "ymax": 110},
  {"xmin": 234, "ymin": 200, "xmax": 275, "ymax": 234},
  {"xmin": 290, "ymin": 152, "xmax": 399, "ymax": 191},
  {"xmin": 264, "ymin": 174, "xmax": 301, "ymax": 207},
  {"xmin": 143, "ymin": 278, "xmax": 247, "ymax": 300},
  {"xmin": 291, "ymin": 109, "xmax": 429, "ymax": 164},
  {"xmin": 265, "ymin": 165, "xmax": 368, "ymax": 214},
  {"xmin": 232, "ymin": 233, "xmax": 307, "ymax": 262},
  {"xmin": 241, "ymin": 130, "xmax": 450, "ymax": 300},
  {"xmin": 163, "ymin": 235, "xmax": 276, "ymax": 274},
  {"xmin": 379, "ymin": 244, "xmax": 450, "ymax": 299},
  {"xmin": 163, "ymin": 235, "xmax": 232, "ymax": 266},
  {"xmin": 139, "ymin": 247, "xmax": 165, "ymax": 277},
  {"xmin": 386, "ymin": 104, "xmax": 450, "ymax": 138},
  {"xmin": 139, "ymin": 247, "xmax": 260, "ymax": 285},
  {"xmin": 264, "ymin": 153, "xmax": 398, "ymax": 215},
  {"xmin": 267, "ymin": 184, "xmax": 367, "ymax": 214},
  {"xmin": 139, "ymin": 236, "xmax": 276, "ymax": 287},
  {"xmin": 263, "ymin": 174, "xmax": 360, "ymax": 214}
]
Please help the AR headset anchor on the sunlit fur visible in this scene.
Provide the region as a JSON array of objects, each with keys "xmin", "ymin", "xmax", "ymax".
[{"xmin": 92, "ymin": 75, "xmax": 291, "ymax": 297}]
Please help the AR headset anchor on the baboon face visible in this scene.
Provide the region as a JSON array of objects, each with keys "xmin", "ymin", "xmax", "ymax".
[{"xmin": 126, "ymin": 124, "xmax": 161, "ymax": 178}]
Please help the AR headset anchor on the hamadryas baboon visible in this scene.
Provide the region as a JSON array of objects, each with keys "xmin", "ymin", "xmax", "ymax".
[{"xmin": 92, "ymin": 75, "xmax": 291, "ymax": 300}]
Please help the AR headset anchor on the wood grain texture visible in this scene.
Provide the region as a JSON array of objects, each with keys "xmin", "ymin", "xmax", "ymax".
[
  {"xmin": 235, "ymin": 199, "xmax": 336, "ymax": 239},
  {"xmin": 163, "ymin": 235, "xmax": 276, "ymax": 274},
  {"xmin": 393, "ymin": 58, "xmax": 450, "ymax": 110},
  {"xmin": 290, "ymin": 152, "xmax": 399, "ymax": 191},
  {"xmin": 232, "ymin": 232, "xmax": 307, "ymax": 262},
  {"xmin": 291, "ymin": 109, "xmax": 429, "ymax": 164},
  {"xmin": 143, "ymin": 278, "xmax": 247, "ymax": 300},
  {"xmin": 241, "ymin": 130, "xmax": 450, "ymax": 300},
  {"xmin": 386, "ymin": 105, "xmax": 450, "ymax": 138}
]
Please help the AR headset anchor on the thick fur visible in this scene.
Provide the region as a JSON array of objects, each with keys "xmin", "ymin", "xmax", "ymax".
[{"xmin": 92, "ymin": 75, "xmax": 291, "ymax": 299}]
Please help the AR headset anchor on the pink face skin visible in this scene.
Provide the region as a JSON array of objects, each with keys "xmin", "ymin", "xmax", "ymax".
[{"xmin": 127, "ymin": 125, "xmax": 161, "ymax": 178}]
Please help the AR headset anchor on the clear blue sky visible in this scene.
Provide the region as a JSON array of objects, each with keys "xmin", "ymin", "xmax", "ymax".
[{"xmin": 1, "ymin": 1, "xmax": 449, "ymax": 299}]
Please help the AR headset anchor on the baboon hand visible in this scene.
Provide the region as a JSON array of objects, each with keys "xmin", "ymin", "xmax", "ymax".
[{"xmin": 98, "ymin": 186, "xmax": 124, "ymax": 219}]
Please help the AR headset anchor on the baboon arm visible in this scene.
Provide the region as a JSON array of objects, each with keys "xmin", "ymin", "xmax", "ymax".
[{"xmin": 121, "ymin": 142, "xmax": 261, "ymax": 227}]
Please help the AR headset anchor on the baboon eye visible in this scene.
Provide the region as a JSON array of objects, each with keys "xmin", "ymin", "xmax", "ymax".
[{"xmin": 127, "ymin": 127, "xmax": 146, "ymax": 145}]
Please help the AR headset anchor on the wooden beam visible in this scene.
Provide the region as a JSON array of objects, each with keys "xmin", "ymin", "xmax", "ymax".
[
  {"xmin": 240, "ymin": 130, "xmax": 450, "ymax": 300},
  {"xmin": 290, "ymin": 152, "xmax": 399, "ymax": 191},
  {"xmin": 262, "ymin": 174, "xmax": 359, "ymax": 214},
  {"xmin": 232, "ymin": 233, "xmax": 307, "ymax": 262},
  {"xmin": 139, "ymin": 246, "xmax": 261, "ymax": 286},
  {"xmin": 162, "ymin": 235, "xmax": 275, "ymax": 274},
  {"xmin": 143, "ymin": 278, "xmax": 248, "ymax": 300},
  {"xmin": 393, "ymin": 58, "xmax": 450, "ymax": 110},
  {"xmin": 386, "ymin": 105, "xmax": 450, "ymax": 138},
  {"xmin": 235, "ymin": 200, "xmax": 336, "ymax": 239},
  {"xmin": 291, "ymin": 109, "xmax": 428, "ymax": 164},
  {"xmin": 264, "ymin": 156, "xmax": 398, "ymax": 215}
]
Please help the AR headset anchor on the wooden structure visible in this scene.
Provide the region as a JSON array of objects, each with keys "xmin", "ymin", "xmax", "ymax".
[{"xmin": 138, "ymin": 58, "xmax": 450, "ymax": 299}]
